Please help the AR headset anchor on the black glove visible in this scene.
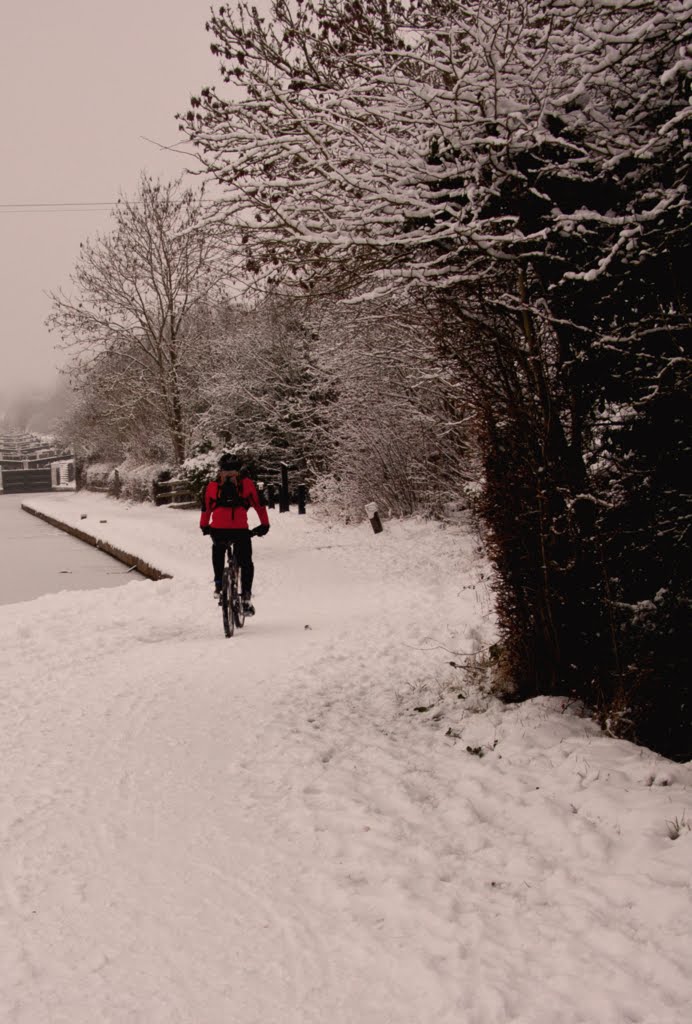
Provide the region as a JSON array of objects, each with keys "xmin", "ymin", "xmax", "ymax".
[
  {"xmin": 252, "ymin": 524, "xmax": 270, "ymax": 537},
  {"xmin": 201, "ymin": 526, "xmax": 211, "ymax": 536}
]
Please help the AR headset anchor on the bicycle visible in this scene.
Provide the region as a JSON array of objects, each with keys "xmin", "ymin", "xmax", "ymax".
[{"xmin": 220, "ymin": 540, "xmax": 246, "ymax": 638}]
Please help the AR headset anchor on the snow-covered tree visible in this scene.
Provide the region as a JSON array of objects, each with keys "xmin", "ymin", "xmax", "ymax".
[
  {"xmin": 58, "ymin": 342, "xmax": 176, "ymax": 466},
  {"xmin": 309, "ymin": 295, "xmax": 477, "ymax": 518},
  {"xmin": 48, "ymin": 176, "xmax": 230, "ymax": 464},
  {"xmin": 181, "ymin": 0, "xmax": 692, "ymax": 757},
  {"xmin": 187, "ymin": 293, "xmax": 334, "ymax": 476}
]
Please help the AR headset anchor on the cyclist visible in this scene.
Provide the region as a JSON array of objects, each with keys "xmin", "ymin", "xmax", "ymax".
[{"xmin": 200, "ymin": 454, "xmax": 270, "ymax": 615}]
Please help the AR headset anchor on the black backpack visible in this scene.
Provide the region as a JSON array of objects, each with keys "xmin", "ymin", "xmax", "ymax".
[{"xmin": 214, "ymin": 476, "xmax": 250, "ymax": 510}]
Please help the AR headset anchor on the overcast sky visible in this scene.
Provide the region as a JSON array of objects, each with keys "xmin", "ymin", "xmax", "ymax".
[{"xmin": 0, "ymin": 0, "xmax": 226, "ymax": 401}]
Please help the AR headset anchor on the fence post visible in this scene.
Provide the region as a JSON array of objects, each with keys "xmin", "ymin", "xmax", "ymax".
[
  {"xmin": 365, "ymin": 501, "xmax": 383, "ymax": 534},
  {"xmin": 266, "ymin": 483, "xmax": 276, "ymax": 509},
  {"xmin": 298, "ymin": 484, "xmax": 306, "ymax": 515},
  {"xmin": 279, "ymin": 462, "xmax": 290, "ymax": 513}
]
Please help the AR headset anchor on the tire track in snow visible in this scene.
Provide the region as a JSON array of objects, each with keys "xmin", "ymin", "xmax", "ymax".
[{"xmin": 67, "ymin": 626, "xmax": 340, "ymax": 1023}]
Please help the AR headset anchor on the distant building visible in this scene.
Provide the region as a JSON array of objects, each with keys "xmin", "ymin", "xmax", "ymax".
[{"xmin": 0, "ymin": 431, "xmax": 75, "ymax": 493}]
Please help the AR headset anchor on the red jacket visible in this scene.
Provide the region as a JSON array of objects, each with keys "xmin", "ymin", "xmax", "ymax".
[{"xmin": 200, "ymin": 477, "xmax": 270, "ymax": 531}]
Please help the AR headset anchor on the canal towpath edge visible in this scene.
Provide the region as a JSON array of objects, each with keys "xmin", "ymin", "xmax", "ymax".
[
  {"xmin": 19, "ymin": 491, "xmax": 204, "ymax": 583},
  {"xmin": 22, "ymin": 503, "xmax": 171, "ymax": 581}
]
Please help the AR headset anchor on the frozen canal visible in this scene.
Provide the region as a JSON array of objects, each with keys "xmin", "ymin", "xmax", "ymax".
[{"xmin": 0, "ymin": 494, "xmax": 143, "ymax": 605}]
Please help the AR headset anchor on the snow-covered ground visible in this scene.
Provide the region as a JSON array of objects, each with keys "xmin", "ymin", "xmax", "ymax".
[{"xmin": 1, "ymin": 492, "xmax": 690, "ymax": 1024}]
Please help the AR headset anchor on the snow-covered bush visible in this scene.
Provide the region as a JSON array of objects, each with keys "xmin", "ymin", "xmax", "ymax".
[
  {"xmin": 83, "ymin": 463, "xmax": 113, "ymax": 491},
  {"xmin": 83, "ymin": 461, "xmax": 173, "ymax": 502},
  {"xmin": 115, "ymin": 461, "xmax": 173, "ymax": 503},
  {"xmin": 179, "ymin": 448, "xmax": 222, "ymax": 498},
  {"xmin": 179, "ymin": 443, "xmax": 267, "ymax": 498}
]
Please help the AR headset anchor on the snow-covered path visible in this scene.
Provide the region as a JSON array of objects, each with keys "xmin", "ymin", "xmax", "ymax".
[{"xmin": 1, "ymin": 495, "xmax": 690, "ymax": 1023}]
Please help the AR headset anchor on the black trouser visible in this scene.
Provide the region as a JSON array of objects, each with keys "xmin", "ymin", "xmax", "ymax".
[{"xmin": 210, "ymin": 528, "xmax": 254, "ymax": 597}]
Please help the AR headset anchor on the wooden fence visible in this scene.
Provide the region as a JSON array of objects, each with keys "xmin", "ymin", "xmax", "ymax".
[{"xmin": 153, "ymin": 478, "xmax": 198, "ymax": 509}]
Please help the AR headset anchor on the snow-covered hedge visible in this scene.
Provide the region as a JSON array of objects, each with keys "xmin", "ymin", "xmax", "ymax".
[
  {"xmin": 179, "ymin": 444, "xmax": 266, "ymax": 497},
  {"xmin": 116, "ymin": 460, "xmax": 172, "ymax": 503},
  {"xmin": 83, "ymin": 463, "xmax": 114, "ymax": 492},
  {"xmin": 179, "ymin": 450, "xmax": 225, "ymax": 497},
  {"xmin": 83, "ymin": 460, "xmax": 173, "ymax": 502}
]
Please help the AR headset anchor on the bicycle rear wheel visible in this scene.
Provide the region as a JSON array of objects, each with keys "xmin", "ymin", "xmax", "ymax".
[{"xmin": 221, "ymin": 567, "xmax": 234, "ymax": 638}]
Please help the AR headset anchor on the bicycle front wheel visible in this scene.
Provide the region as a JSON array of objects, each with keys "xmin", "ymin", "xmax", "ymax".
[
  {"xmin": 233, "ymin": 591, "xmax": 245, "ymax": 629},
  {"xmin": 221, "ymin": 568, "xmax": 234, "ymax": 638}
]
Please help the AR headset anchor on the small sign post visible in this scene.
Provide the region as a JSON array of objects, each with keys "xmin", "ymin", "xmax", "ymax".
[{"xmin": 365, "ymin": 501, "xmax": 383, "ymax": 534}]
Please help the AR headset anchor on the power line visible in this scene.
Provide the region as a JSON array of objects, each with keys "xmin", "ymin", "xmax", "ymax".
[
  {"xmin": 1, "ymin": 202, "xmax": 117, "ymax": 207},
  {"xmin": 0, "ymin": 208, "xmax": 114, "ymax": 214},
  {"xmin": 0, "ymin": 201, "xmax": 116, "ymax": 209},
  {"xmin": 0, "ymin": 198, "xmax": 222, "ymax": 214}
]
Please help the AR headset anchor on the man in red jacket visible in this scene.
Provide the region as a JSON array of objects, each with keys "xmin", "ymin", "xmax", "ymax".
[{"xmin": 200, "ymin": 454, "xmax": 270, "ymax": 615}]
